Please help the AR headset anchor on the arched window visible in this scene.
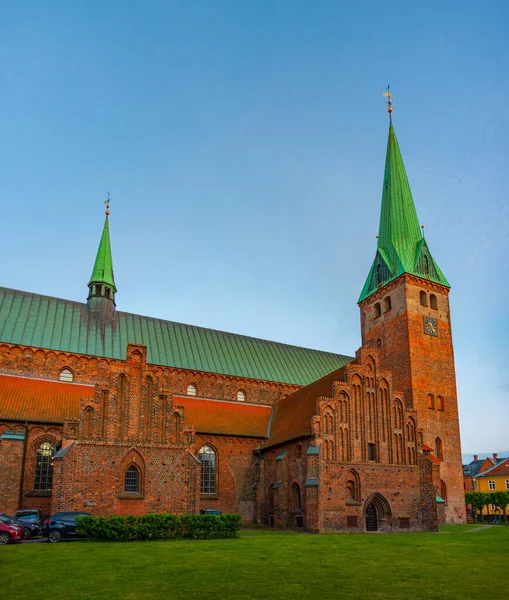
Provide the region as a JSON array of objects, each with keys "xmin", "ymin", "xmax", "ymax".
[
  {"xmin": 383, "ymin": 296, "xmax": 391, "ymax": 312},
  {"xmin": 440, "ymin": 479, "xmax": 448, "ymax": 503},
  {"xmin": 293, "ymin": 483, "xmax": 301, "ymax": 510},
  {"xmin": 428, "ymin": 393, "xmax": 435, "ymax": 410},
  {"xmin": 345, "ymin": 470, "xmax": 361, "ymax": 502},
  {"xmin": 420, "ymin": 291, "xmax": 428, "ymax": 307},
  {"xmin": 187, "ymin": 383, "xmax": 197, "ymax": 396},
  {"xmin": 59, "ymin": 368, "xmax": 73, "ymax": 382},
  {"xmin": 374, "ymin": 302, "xmax": 381, "ymax": 318},
  {"xmin": 406, "ymin": 418, "xmax": 416, "ymax": 442},
  {"xmin": 437, "ymin": 395, "xmax": 444, "ymax": 411},
  {"xmin": 124, "ymin": 465, "xmax": 140, "ymax": 493},
  {"xmin": 199, "ymin": 445, "xmax": 217, "ymax": 494},
  {"xmin": 435, "ymin": 437, "xmax": 443, "ymax": 461},
  {"xmin": 34, "ymin": 442, "xmax": 55, "ymax": 491},
  {"xmin": 237, "ymin": 390, "xmax": 246, "ymax": 402},
  {"xmin": 324, "ymin": 413, "xmax": 334, "ymax": 434},
  {"xmin": 430, "ymin": 294, "xmax": 438, "ymax": 310}
]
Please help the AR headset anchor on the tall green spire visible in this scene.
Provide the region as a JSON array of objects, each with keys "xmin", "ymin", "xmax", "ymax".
[
  {"xmin": 359, "ymin": 123, "xmax": 449, "ymax": 302},
  {"xmin": 88, "ymin": 215, "xmax": 117, "ymax": 293}
]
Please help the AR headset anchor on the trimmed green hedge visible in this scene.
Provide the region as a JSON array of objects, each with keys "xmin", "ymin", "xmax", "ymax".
[{"xmin": 75, "ymin": 513, "xmax": 243, "ymax": 541}]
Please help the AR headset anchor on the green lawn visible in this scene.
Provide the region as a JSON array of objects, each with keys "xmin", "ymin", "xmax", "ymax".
[{"xmin": 1, "ymin": 527, "xmax": 508, "ymax": 600}]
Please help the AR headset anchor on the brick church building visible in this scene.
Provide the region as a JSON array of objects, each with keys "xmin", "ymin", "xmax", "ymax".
[{"xmin": 0, "ymin": 117, "xmax": 465, "ymax": 532}]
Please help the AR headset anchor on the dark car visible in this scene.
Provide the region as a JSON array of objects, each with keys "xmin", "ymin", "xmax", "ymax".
[
  {"xmin": 0, "ymin": 519, "xmax": 25, "ymax": 544},
  {"xmin": 42, "ymin": 511, "xmax": 91, "ymax": 543},
  {"xmin": 13, "ymin": 509, "xmax": 44, "ymax": 538}
]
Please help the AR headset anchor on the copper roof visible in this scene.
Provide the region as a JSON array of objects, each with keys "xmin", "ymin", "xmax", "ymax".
[{"xmin": 0, "ymin": 374, "xmax": 93, "ymax": 423}]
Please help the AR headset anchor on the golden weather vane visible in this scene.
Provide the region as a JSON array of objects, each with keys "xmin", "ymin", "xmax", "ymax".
[
  {"xmin": 382, "ymin": 85, "xmax": 394, "ymax": 122},
  {"xmin": 104, "ymin": 192, "xmax": 111, "ymax": 216}
]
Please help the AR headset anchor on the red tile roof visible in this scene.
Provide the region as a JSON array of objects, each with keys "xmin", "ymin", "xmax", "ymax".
[
  {"xmin": 260, "ymin": 366, "xmax": 347, "ymax": 449},
  {"xmin": 478, "ymin": 457, "xmax": 509, "ymax": 478},
  {"xmin": 174, "ymin": 396, "xmax": 271, "ymax": 438},
  {"xmin": 0, "ymin": 374, "xmax": 93, "ymax": 423}
]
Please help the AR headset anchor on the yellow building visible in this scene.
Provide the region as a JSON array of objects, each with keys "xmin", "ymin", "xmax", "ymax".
[{"xmin": 474, "ymin": 456, "xmax": 509, "ymax": 517}]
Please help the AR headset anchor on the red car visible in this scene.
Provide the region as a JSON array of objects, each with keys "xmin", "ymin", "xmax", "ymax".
[{"xmin": 0, "ymin": 519, "xmax": 24, "ymax": 544}]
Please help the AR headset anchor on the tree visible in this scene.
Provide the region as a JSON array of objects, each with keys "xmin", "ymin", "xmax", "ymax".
[
  {"xmin": 465, "ymin": 492, "xmax": 490, "ymax": 523},
  {"xmin": 491, "ymin": 491, "xmax": 509, "ymax": 524}
]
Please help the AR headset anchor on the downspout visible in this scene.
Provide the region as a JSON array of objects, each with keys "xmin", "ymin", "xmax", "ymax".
[{"xmin": 18, "ymin": 421, "xmax": 29, "ymax": 509}]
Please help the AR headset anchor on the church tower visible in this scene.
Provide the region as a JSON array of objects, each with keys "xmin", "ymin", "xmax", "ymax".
[
  {"xmin": 358, "ymin": 105, "xmax": 465, "ymax": 523},
  {"xmin": 87, "ymin": 199, "xmax": 117, "ymax": 321}
]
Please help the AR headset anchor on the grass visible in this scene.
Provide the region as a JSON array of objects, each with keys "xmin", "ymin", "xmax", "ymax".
[
  {"xmin": 1, "ymin": 526, "xmax": 508, "ymax": 600},
  {"xmin": 438, "ymin": 523, "xmax": 488, "ymax": 532}
]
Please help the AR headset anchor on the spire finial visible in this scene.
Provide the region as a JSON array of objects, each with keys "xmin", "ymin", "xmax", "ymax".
[
  {"xmin": 104, "ymin": 193, "xmax": 111, "ymax": 217},
  {"xmin": 382, "ymin": 85, "xmax": 393, "ymax": 123}
]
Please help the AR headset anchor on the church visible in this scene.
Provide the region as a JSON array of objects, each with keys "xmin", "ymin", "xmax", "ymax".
[{"xmin": 0, "ymin": 111, "xmax": 466, "ymax": 532}]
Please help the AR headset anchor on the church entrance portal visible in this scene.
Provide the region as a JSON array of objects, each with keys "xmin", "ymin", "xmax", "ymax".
[{"xmin": 364, "ymin": 493, "xmax": 392, "ymax": 532}]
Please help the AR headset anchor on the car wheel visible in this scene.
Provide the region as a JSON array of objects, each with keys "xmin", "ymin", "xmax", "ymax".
[
  {"xmin": 0, "ymin": 532, "xmax": 10, "ymax": 544},
  {"xmin": 22, "ymin": 528, "xmax": 30, "ymax": 540},
  {"xmin": 48, "ymin": 530, "xmax": 62, "ymax": 543}
]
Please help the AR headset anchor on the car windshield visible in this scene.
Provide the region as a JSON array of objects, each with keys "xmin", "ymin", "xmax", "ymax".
[
  {"xmin": 0, "ymin": 515, "xmax": 14, "ymax": 523},
  {"xmin": 16, "ymin": 512, "xmax": 38, "ymax": 519}
]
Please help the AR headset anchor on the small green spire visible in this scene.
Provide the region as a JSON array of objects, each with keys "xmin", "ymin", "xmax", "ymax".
[
  {"xmin": 359, "ymin": 123, "xmax": 449, "ymax": 302},
  {"xmin": 88, "ymin": 215, "xmax": 117, "ymax": 293}
]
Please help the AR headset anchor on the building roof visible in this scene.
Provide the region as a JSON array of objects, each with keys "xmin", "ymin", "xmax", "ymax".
[
  {"xmin": 260, "ymin": 365, "xmax": 347, "ymax": 449},
  {"xmin": 0, "ymin": 287, "xmax": 353, "ymax": 386},
  {"xmin": 476, "ymin": 457, "xmax": 509, "ymax": 478},
  {"xmin": 174, "ymin": 396, "xmax": 271, "ymax": 438},
  {"xmin": 0, "ymin": 373, "xmax": 93, "ymax": 423},
  {"xmin": 359, "ymin": 123, "xmax": 449, "ymax": 302},
  {"xmin": 88, "ymin": 216, "xmax": 116, "ymax": 292}
]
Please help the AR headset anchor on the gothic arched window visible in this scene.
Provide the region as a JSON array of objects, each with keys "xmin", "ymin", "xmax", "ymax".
[
  {"xmin": 199, "ymin": 445, "xmax": 217, "ymax": 494},
  {"xmin": 187, "ymin": 383, "xmax": 197, "ymax": 397},
  {"xmin": 60, "ymin": 368, "xmax": 73, "ymax": 382},
  {"xmin": 435, "ymin": 437, "xmax": 444, "ymax": 461},
  {"xmin": 34, "ymin": 442, "xmax": 55, "ymax": 491},
  {"xmin": 124, "ymin": 465, "xmax": 140, "ymax": 493}
]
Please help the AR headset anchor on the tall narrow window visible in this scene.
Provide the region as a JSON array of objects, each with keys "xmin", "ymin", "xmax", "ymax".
[
  {"xmin": 368, "ymin": 443, "xmax": 376, "ymax": 461},
  {"xmin": 199, "ymin": 445, "xmax": 217, "ymax": 494},
  {"xmin": 430, "ymin": 294, "xmax": 438, "ymax": 309},
  {"xmin": 187, "ymin": 383, "xmax": 197, "ymax": 396},
  {"xmin": 60, "ymin": 368, "xmax": 73, "ymax": 382},
  {"xmin": 84, "ymin": 406, "xmax": 94, "ymax": 438},
  {"xmin": 383, "ymin": 296, "xmax": 391, "ymax": 312},
  {"xmin": 437, "ymin": 395, "xmax": 444, "ymax": 411},
  {"xmin": 489, "ymin": 480, "xmax": 496, "ymax": 490},
  {"xmin": 440, "ymin": 479, "xmax": 448, "ymax": 503},
  {"xmin": 237, "ymin": 390, "xmax": 246, "ymax": 402},
  {"xmin": 34, "ymin": 442, "xmax": 55, "ymax": 491},
  {"xmin": 428, "ymin": 394, "xmax": 435, "ymax": 410},
  {"xmin": 435, "ymin": 437, "xmax": 443, "ymax": 461},
  {"xmin": 420, "ymin": 291, "xmax": 428, "ymax": 307},
  {"xmin": 174, "ymin": 413, "xmax": 181, "ymax": 443},
  {"xmin": 124, "ymin": 465, "xmax": 140, "ymax": 493},
  {"xmin": 374, "ymin": 302, "xmax": 381, "ymax": 318}
]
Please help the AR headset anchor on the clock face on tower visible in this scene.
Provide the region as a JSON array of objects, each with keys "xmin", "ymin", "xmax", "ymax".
[{"xmin": 424, "ymin": 316, "xmax": 438, "ymax": 336}]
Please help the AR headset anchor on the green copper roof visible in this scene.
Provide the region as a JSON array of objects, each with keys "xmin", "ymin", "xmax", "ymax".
[
  {"xmin": 359, "ymin": 123, "xmax": 449, "ymax": 302},
  {"xmin": 0, "ymin": 287, "xmax": 353, "ymax": 386},
  {"xmin": 88, "ymin": 217, "xmax": 116, "ymax": 292}
]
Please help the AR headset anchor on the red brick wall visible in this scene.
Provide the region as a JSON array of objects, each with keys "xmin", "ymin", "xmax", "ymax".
[{"xmin": 360, "ymin": 274, "xmax": 466, "ymax": 523}]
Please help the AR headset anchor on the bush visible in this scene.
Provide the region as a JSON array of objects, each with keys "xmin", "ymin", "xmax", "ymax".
[{"xmin": 76, "ymin": 513, "xmax": 242, "ymax": 542}]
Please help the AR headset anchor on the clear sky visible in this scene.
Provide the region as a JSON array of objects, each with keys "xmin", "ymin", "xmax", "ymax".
[{"xmin": 1, "ymin": 1, "xmax": 508, "ymax": 453}]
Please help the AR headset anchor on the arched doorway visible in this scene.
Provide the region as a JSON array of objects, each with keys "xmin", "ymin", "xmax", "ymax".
[
  {"xmin": 364, "ymin": 493, "xmax": 392, "ymax": 532},
  {"xmin": 366, "ymin": 504, "xmax": 377, "ymax": 531}
]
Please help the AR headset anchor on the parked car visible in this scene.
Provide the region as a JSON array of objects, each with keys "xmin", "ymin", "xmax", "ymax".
[
  {"xmin": 42, "ymin": 511, "xmax": 91, "ymax": 543},
  {"xmin": 0, "ymin": 519, "xmax": 25, "ymax": 544},
  {"xmin": 12, "ymin": 509, "xmax": 44, "ymax": 538}
]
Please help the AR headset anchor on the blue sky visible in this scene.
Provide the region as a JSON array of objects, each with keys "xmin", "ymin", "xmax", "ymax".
[{"xmin": 1, "ymin": 1, "xmax": 508, "ymax": 453}]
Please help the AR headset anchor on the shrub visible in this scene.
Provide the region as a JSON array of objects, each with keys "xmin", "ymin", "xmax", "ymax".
[{"xmin": 76, "ymin": 513, "xmax": 242, "ymax": 542}]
